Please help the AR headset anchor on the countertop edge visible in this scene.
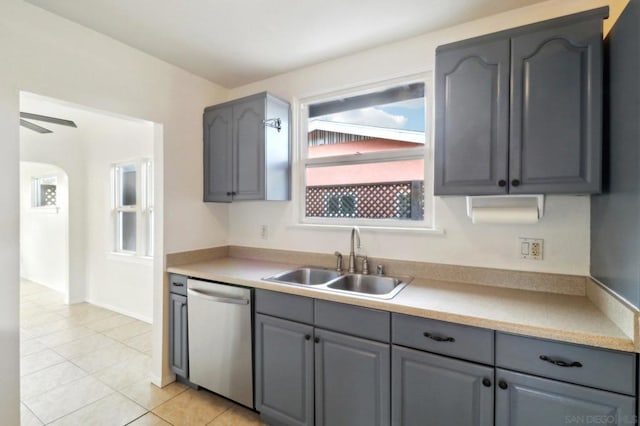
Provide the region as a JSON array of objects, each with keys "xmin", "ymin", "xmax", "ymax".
[{"xmin": 167, "ymin": 259, "xmax": 636, "ymax": 353}]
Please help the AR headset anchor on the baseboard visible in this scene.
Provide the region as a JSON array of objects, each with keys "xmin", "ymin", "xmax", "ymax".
[
  {"xmin": 85, "ymin": 298, "xmax": 153, "ymax": 323},
  {"xmin": 150, "ymin": 372, "xmax": 176, "ymax": 388},
  {"xmin": 20, "ymin": 277, "xmax": 65, "ymax": 295}
]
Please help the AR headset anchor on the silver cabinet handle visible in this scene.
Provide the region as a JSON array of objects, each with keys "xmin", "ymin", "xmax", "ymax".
[{"xmin": 187, "ymin": 289, "xmax": 249, "ymax": 305}]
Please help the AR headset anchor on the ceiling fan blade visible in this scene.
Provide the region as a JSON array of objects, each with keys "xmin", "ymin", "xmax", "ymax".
[
  {"xmin": 20, "ymin": 112, "xmax": 77, "ymax": 128},
  {"xmin": 20, "ymin": 119, "xmax": 53, "ymax": 134}
]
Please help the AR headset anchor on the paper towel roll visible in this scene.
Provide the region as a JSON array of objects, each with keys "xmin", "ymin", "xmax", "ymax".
[{"xmin": 471, "ymin": 207, "xmax": 539, "ymax": 224}]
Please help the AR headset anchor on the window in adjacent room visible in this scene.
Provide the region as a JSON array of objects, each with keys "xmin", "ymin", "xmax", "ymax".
[
  {"xmin": 112, "ymin": 159, "xmax": 153, "ymax": 257},
  {"xmin": 33, "ymin": 176, "xmax": 58, "ymax": 208},
  {"xmin": 300, "ymin": 77, "xmax": 432, "ymax": 228}
]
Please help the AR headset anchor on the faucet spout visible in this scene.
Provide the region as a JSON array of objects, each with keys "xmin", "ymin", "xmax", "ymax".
[{"xmin": 348, "ymin": 226, "xmax": 361, "ymax": 273}]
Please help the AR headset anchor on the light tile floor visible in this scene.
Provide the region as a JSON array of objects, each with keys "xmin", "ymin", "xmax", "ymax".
[{"xmin": 20, "ymin": 279, "xmax": 264, "ymax": 425}]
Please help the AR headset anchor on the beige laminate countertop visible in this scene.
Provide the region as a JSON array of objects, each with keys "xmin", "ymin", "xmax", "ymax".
[{"xmin": 167, "ymin": 257, "xmax": 635, "ymax": 352}]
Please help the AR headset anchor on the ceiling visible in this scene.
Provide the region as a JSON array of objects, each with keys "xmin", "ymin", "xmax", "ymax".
[
  {"xmin": 25, "ymin": 0, "xmax": 548, "ymax": 88},
  {"xmin": 20, "ymin": 92, "xmax": 153, "ymax": 137}
]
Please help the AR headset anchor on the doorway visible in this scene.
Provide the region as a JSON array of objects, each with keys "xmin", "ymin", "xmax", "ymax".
[{"xmin": 19, "ymin": 92, "xmax": 161, "ymax": 424}]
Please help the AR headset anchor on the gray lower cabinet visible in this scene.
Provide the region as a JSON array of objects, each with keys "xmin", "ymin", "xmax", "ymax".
[
  {"xmin": 203, "ymin": 92, "xmax": 290, "ymax": 202},
  {"xmin": 434, "ymin": 7, "xmax": 608, "ymax": 195},
  {"xmin": 255, "ymin": 292, "xmax": 391, "ymax": 426},
  {"xmin": 392, "ymin": 346, "xmax": 494, "ymax": 426},
  {"xmin": 255, "ymin": 314, "xmax": 314, "ymax": 426},
  {"xmin": 169, "ymin": 292, "xmax": 188, "ymax": 378},
  {"xmin": 315, "ymin": 329, "xmax": 390, "ymax": 426},
  {"xmin": 495, "ymin": 369, "xmax": 636, "ymax": 426},
  {"xmin": 255, "ymin": 291, "xmax": 638, "ymax": 426}
]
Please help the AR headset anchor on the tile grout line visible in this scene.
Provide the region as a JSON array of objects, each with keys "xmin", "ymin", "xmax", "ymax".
[
  {"xmin": 19, "ymin": 282, "xmax": 172, "ymax": 425},
  {"xmin": 21, "ymin": 401, "xmax": 47, "ymax": 426},
  {"xmin": 42, "ymin": 391, "xmax": 118, "ymax": 425}
]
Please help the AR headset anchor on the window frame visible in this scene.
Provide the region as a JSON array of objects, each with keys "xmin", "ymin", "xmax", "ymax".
[
  {"xmin": 142, "ymin": 159, "xmax": 154, "ymax": 258},
  {"xmin": 111, "ymin": 159, "xmax": 154, "ymax": 258},
  {"xmin": 32, "ymin": 175, "xmax": 58, "ymax": 209},
  {"xmin": 298, "ymin": 74, "xmax": 434, "ymax": 229}
]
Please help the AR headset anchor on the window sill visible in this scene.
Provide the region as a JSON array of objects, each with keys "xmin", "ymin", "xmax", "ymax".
[
  {"xmin": 29, "ymin": 206, "xmax": 60, "ymax": 214},
  {"xmin": 289, "ymin": 223, "xmax": 445, "ymax": 235},
  {"xmin": 107, "ymin": 252, "xmax": 154, "ymax": 264}
]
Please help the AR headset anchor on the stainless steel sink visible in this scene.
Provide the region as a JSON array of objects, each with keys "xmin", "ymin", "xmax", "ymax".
[
  {"xmin": 265, "ymin": 267, "xmax": 341, "ymax": 286},
  {"xmin": 327, "ymin": 274, "xmax": 409, "ymax": 299},
  {"xmin": 263, "ymin": 267, "xmax": 411, "ymax": 299}
]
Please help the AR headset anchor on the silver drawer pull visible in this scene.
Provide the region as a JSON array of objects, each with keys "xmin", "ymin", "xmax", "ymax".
[
  {"xmin": 423, "ymin": 332, "xmax": 455, "ymax": 343},
  {"xmin": 539, "ymin": 355, "xmax": 582, "ymax": 368},
  {"xmin": 187, "ymin": 289, "xmax": 249, "ymax": 305}
]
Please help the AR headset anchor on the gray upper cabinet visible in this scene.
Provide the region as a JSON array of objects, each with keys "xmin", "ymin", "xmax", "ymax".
[
  {"xmin": 435, "ymin": 7, "xmax": 608, "ymax": 196},
  {"xmin": 233, "ymin": 98, "xmax": 265, "ymax": 201},
  {"xmin": 203, "ymin": 92, "xmax": 290, "ymax": 202},
  {"xmin": 315, "ymin": 329, "xmax": 390, "ymax": 426},
  {"xmin": 435, "ymin": 37, "xmax": 510, "ymax": 195},
  {"xmin": 392, "ymin": 346, "xmax": 494, "ymax": 426},
  {"xmin": 510, "ymin": 18, "xmax": 603, "ymax": 194},
  {"xmin": 203, "ymin": 106, "xmax": 233, "ymax": 202},
  {"xmin": 495, "ymin": 369, "xmax": 635, "ymax": 426}
]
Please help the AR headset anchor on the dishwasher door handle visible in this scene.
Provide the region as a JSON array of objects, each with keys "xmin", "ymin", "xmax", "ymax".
[{"xmin": 187, "ymin": 288, "xmax": 250, "ymax": 305}]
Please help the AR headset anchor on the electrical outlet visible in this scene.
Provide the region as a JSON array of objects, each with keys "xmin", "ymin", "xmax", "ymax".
[
  {"xmin": 519, "ymin": 237, "xmax": 543, "ymax": 260},
  {"xmin": 260, "ymin": 225, "xmax": 268, "ymax": 240}
]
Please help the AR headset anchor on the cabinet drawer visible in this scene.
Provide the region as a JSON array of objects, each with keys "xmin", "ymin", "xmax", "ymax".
[
  {"xmin": 255, "ymin": 289, "xmax": 314, "ymax": 324},
  {"xmin": 496, "ymin": 332, "xmax": 636, "ymax": 395},
  {"xmin": 315, "ymin": 300, "xmax": 390, "ymax": 342},
  {"xmin": 169, "ymin": 273, "xmax": 187, "ymax": 296},
  {"xmin": 392, "ymin": 313, "xmax": 494, "ymax": 365}
]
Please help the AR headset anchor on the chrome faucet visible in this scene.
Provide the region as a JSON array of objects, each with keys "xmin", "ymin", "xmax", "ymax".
[
  {"xmin": 334, "ymin": 251, "xmax": 343, "ymax": 273},
  {"xmin": 348, "ymin": 226, "xmax": 361, "ymax": 273}
]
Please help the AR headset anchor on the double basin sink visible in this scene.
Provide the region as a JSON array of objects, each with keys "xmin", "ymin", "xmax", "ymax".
[{"xmin": 263, "ymin": 267, "xmax": 412, "ymax": 299}]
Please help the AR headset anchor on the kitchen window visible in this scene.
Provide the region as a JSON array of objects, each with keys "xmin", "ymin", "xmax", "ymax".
[
  {"xmin": 112, "ymin": 159, "xmax": 153, "ymax": 257},
  {"xmin": 300, "ymin": 76, "xmax": 432, "ymax": 228}
]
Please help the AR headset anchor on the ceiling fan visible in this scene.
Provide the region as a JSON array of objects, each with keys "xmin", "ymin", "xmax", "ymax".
[{"xmin": 20, "ymin": 112, "xmax": 77, "ymax": 134}]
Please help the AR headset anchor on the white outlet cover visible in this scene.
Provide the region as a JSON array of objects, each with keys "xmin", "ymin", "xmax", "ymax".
[{"xmin": 519, "ymin": 237, "xmax": 543, "ymax": 260}]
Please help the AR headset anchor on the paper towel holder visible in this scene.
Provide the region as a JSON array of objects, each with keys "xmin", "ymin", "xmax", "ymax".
[{"xmin": 466, "ymin": 194, "xmax": 545, "ymax": 221}]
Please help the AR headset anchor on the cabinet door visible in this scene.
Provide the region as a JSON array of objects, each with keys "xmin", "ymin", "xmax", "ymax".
[
  {"xmin": 169, "ymin": 293, "xmax": 188, "ymax": 377},
  {"xmin": 203, "ymin": 106, "xmax": 233, "ymax": 202},
  {"xmin": 434, "ymin": 37, "xmax": 510, "ymax": 195},
  {"xmin": 392, "ymin": 346, "xmax": 494, "ymax": 426},
  {"xmin": 315, "ymin": 329, "xmax": 390, "ymax": 426},
  {"xmin": 495, "ymin": 369, "xmax": 635, "ymax": 426},
  {"xmin": 255, "ymin": 314, "xmax": 314, "ymax": 426},
  {"xmin": 510, "ymin": 19, "xmax": 602, "ymax": 194},
  {"xmin": 233, "ymin": 97, "xmax": 265, "ymax": 201}
]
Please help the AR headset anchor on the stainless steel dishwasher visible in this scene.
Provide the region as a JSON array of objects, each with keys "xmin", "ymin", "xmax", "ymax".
[{"xmin": 187, "ymin": 279, "xmax": 253, "ymax": 408}]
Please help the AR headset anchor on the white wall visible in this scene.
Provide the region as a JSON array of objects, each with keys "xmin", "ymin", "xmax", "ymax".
[
  {"xmin": 226, "ymin": 0, "xmax": 623, "ymax": 277},
  {"xmin": 83, "ymin": 105, "xmax": 155, "ymax": 322},
  {"xmin": 0, "ymin": 1, "xmax": 229, "ymax": 422},
  {"xmin": 20, "ymin": 96, "xmax": 88, "ymax": 304},
  {"xmin": 20, "ymin": 162, "xmax": 69, "ymax": 294},
  {"xmin": 0, "ymin": 83, "xmax": 21, "ymax": 426}
]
